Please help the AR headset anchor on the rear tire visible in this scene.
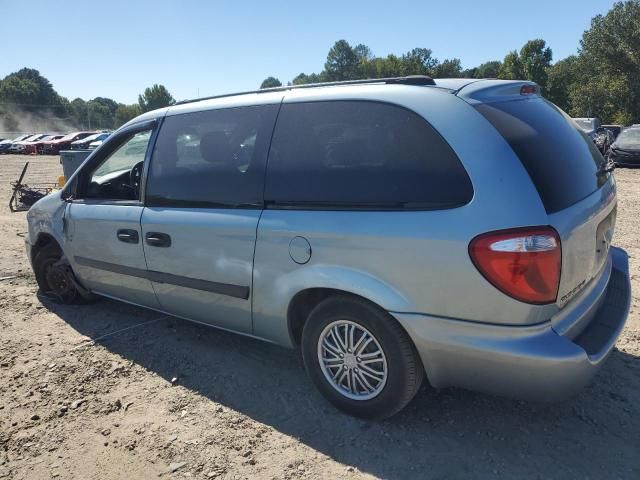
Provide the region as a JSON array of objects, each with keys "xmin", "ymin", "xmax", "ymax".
[
  {"xmin": 33, "ymin": 244, "xmax": 95, "ymax": 304},
  {"xmin": 301, "ymin": 295, "xmax": 424, "ymax": 419}
]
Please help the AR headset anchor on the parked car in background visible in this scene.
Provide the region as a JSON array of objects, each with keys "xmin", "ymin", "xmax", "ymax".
[
  {"xmin": 573, "ymin": 117, "xmax": 601, "ymax": 135},
  {"xmin": 70, "ymin": 132, "xmax": 111, "ymax": 150},
  {"xmin": 42, "ymin": 131, "xmax": 95, "ymax": 155},
  {"xmin": 0, "ymin": 134, "xmax": 33, "ymax": 154},
  {"xmin": 608, "ymin": 126, "xmax": 640, "ymax": 167},
  {"xmin": 26, "ymin": 77, "xmax": 630, "ymax": 419},
  {"xmin": 601, "ymin": 124, "xmax": 623, "ymax": 140},
  {"xmin": 8, "ymin": 133, "xmax": 50, "ymax": 153},
  {"xmin": 592, "ymin": 127, "xmax": 616, "ymax": 155},
  {"xmin": 24, "ymin": 135, "xmax": 65, "ymax": 155}
]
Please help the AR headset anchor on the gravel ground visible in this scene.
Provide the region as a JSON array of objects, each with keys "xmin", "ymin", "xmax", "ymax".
[{"xmin": 0, "ymin": 154, "xmax": 638, "ymax": 480}]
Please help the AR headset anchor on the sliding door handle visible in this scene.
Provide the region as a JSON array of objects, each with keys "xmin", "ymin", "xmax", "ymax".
[
  {"xmin": 145, "ymin": 232, "xmax": 171, "ymax": 247},
  {"xmin": 117, "ymin": 229, "xmax": 139, "ymax": 244}
]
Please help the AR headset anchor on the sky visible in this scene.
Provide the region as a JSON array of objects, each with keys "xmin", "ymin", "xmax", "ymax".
[{"xmin": 0, "ymin": 0, "xmax": 617, "ymax": 104}]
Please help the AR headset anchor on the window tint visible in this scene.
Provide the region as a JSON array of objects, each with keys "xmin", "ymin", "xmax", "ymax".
[
  {"xmin": 146, "ymin": 104, "xmax": 278, "ymax": 207},
  {"xmin": 475, "ymin": 99, "xmax": 606, "ymax": 213},
  {"xmin": 83, "ymin": 129, "xmax": 152, "ymax": 201},
  {"xmin": 265, "ymin": 101, "xmax": 472, "ymax": 209}
]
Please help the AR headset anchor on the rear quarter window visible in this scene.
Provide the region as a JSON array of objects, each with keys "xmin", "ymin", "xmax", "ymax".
[
  {"xmin": 264, "ymin": 100, "xmax": 473, "ymax": 209},
  {"xmin": 475, "ymin": 99, "xmax": 606, "ymax": 213}
]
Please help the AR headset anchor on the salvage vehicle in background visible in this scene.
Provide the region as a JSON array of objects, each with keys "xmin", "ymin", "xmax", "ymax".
[
  {"xmin": 24, "ymin": 135, "xmax": 65, "ymax": 155},
  {"xmin": 25, "ymin": 77, "xmax": 631, "ymax": 419},
  {"xmin": 573, "ymin": 117, "xmax": 600, "ymax": 135},
  {"xmin": 70, "ymin": 132, "xmax": 111, "ymax": 150},
  {"xmin": 42, "ymin": 131, "xmax": 95, "ymax": 155},
  {"xmin": 88, "ymin": 138, "xmax": 107, "ymax": 149},
  {"xmin": 8, "ymin": 133, "xmax": 50, "ymax": 153},
  {"xmin": 608, "ymin": 126, "xmax": 640, "ymax": 167},
  {"xmin": 601, "ymin": 124, "xmax": 623, "ymax": 140},
  {"xmin": 592, "ymin": 127, "xmax": 615, "ymax": 155},
  {"xmin": 0, "ymin": 134, "xmax": 33, "ymax": 154}
]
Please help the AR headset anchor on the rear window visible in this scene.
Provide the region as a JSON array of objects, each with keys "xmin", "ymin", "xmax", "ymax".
[
  {"xmin": 475, "ymin": 99, "xmax": 606, "ymax": 213},
  {"xmin": 264, "ymin": 100, "xmax": 472, "ymax": 209}
]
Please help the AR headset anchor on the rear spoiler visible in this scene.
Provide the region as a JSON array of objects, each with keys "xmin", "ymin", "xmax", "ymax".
[{"xmin": 454, "ymin": 80, "xmax": 541, "ymax": 104}]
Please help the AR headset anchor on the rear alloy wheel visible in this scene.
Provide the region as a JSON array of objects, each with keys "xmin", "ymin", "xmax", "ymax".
[
  {"xmin": 317, "ymin": 320, "xmax": 388, "ymax": 400},
  {"xmin": 302, "ymin": 296, "xmax": 424, "ymax": 419}
]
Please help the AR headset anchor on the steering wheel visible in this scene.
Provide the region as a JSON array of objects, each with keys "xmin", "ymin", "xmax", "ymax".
[{"xmin": 129, "ymin": 161, "xmax": 144, "ymax": 195}]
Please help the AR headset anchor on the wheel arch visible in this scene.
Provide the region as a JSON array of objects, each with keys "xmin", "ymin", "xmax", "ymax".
[
  {"xmin": 287, "ymin": 287, "xmax": 412, "ymax": 347},
  {"xmin": 31, "ymin": 232, "xmax": 62, "ymax": 260}
]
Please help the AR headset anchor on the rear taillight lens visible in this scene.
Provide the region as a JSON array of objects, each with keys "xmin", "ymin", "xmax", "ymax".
[
  {"xmin": 469, "ymin": 227, "xmax": 561, "ymax": 304},
  {"xmin": 520, "ymin": 85, "xmax": 537, "ymax": 95}
]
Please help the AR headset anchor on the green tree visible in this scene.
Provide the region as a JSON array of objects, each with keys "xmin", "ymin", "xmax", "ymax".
[
  {"xmin": 0, "ymin": 68, "xmax": 61, "ymax": 108},
  {"xmin": 0, "ymin": 75, "xmax": 39, "ymax": 105},
  {"xmin": 498, "ymin": 40, "xmax": 552, "ymax": 88},
  {"xmin": 499, "ymin": 50, "xmax": 525, "ymax": 79},
  {"xmin": 86, "ymin": 97, "xmax": 118, "ymax": 129},
  {"xmin": 474, "ymin": 60, "xmax": 502, "ymax": 78},
  {"xmin": 434, "ymin": 58, "xmax": 463, "ymax": 78},
  {"xmin": 574, "ymin": 0, "xmax": 640, "ymax": 123},
  {"xmin": 519, "ymin": 39, "xmax": 553, "ymax": 88},
  {"xmin": 353, "ymin": 44, "xmax": 373, "ymax": 63},
  {"xmin": 324, "ymin": 40, "xmax": 359, "ymax": 81},
  {"xmin": 400, "ymin": 48, "xmax": 438, "ymax": 76},
  {"xmin": 115, "ymin": 104, "xmax": 143, "ymax": 127},
  {"xmin": 292, "ymin": 72, "xmax": 323, "ymax": 85},
  {"xmin": 259, "ymin": 77, "xmax": 282, "ymax": 89},
  {"xmin": 546, "ymin": 56, "xmax": 578, "ymax": 111},
  {"xmin": 138, "ymin": 84, "xmax": 175, "ymax": 113}
]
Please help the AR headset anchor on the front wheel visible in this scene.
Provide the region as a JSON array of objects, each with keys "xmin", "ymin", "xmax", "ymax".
[
  {"xmin": 302, "ymin": 296, "xmax": 424, "ymax": 419},
  {"xmin": 33, "ymin": 244, "xmax": 95, "ymax": 304}
]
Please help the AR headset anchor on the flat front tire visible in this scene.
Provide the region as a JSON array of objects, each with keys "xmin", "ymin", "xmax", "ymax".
[
  {"xmin": 33, "ymin": 244, "xmax": 92, "ymax": 304},
  {"xmin": 302, "ymin": 295, "xmax": 424, "ymax": 419}
]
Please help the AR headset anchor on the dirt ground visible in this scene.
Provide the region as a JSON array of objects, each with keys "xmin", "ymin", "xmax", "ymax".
[{"xmin": 0, "ymin": 154, "xmax": 638, "ymax": 480}]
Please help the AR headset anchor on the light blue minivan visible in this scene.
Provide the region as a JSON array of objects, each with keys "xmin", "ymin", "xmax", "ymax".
[{"xmin": 26, "ymin": 76, "xmax": 631, "ymax": 418}]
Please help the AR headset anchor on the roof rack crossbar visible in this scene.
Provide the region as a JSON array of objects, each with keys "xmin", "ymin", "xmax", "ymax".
[{"xmin": 174, "ymin": 75, "xmax": 435, "ymax": 106}]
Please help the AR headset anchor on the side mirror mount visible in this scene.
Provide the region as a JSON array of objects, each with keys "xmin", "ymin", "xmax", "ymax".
[{"xmin": 62, "ymin": 175, "xmax": 78, "ymax": 202}]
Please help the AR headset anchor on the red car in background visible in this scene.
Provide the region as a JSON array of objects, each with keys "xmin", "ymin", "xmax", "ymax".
[
  {"xmin": 42, "ymin": 131, "xmax": 96, "ymax": 155},
  {"xmin": 24, "ymin": 134, "xmax": 64, "ymax": 154}
]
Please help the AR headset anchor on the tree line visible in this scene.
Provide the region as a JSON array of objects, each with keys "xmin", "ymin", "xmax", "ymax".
[
  {"xmin": 1, "ymin": 1, "xmax": 638, "ymax": 131},
  {"xmin": 0, "ymin": 71, "xmax": 175, "ymax": 132},
  {"xmin": 261, "ymin": 1, "xmax": 640, "ymax": 125}
]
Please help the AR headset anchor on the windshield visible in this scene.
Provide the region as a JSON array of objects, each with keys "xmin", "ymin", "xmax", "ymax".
[
  {"xmin": 614, "ymin": 128, "xmax": 640, "ymax": 148},
  {"xmin": 60, "ymin": 132, "xmax": 82, "ymax": 141},
  {"xmin": 79, "ymin": 133, "xmax": 102, "ymax": 142}
]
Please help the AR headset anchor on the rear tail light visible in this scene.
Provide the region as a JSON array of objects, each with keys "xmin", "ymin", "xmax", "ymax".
[
  {"xmin": 520, "ymin": 85, "xmax": 537, "ymax": 95},
  {"xmin": 469, "ymin": 227, "xmax": 561, "ymax": 304}
]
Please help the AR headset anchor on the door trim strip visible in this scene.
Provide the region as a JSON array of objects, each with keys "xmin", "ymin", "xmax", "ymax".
[{"xmin": 74, "ymin": 256, "xmax": 250, "ymax": 300}]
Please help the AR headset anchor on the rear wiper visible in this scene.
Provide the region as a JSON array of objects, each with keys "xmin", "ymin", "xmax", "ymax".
[{"xmin": 596, "ymin": 160, "xmax": 616, "ymax": 175}]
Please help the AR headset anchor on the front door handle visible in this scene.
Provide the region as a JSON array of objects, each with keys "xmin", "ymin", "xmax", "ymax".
[
  {"xmin": 145, "ymin": 232, "xmax": 171, "ymax": 248},
  {"xmin": 117, "ymin": 229, "xmax": 139, "ymax": 244}
]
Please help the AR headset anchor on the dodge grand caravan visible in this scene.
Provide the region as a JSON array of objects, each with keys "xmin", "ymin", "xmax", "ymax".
[{"xmin": 25, "ymin": 76, "xmax": 631, "ymax": 419}]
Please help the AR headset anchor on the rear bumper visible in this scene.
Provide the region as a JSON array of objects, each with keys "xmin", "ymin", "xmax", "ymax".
[{"xmin": 392, "ymin": 246, "xmax": 631, "ymax": 401}]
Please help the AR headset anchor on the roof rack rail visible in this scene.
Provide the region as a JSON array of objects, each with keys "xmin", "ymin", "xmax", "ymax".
[{"xmin": 174, "ymin": 75, "xmax": 435, "ymax": 106}]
